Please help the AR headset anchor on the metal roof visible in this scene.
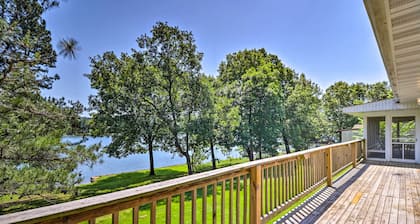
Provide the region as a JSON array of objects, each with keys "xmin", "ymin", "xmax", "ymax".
[{"xmin": 364, "ymin": 0, "xmax": 420, "ymax": 103}]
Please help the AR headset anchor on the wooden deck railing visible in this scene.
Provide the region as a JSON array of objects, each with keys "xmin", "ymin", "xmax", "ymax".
[{"xmin": 0, "ymin": 139, "xmax": 365, "ymax": 224}]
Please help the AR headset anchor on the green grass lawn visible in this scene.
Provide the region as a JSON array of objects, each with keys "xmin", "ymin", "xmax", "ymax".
[{"xmin": 0, "ymin": 158, "xmax": 247, "ymax": 214}]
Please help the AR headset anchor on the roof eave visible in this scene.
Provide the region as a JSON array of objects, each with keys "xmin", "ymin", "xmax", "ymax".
[{"xmin": 363, "ymin": 0, "xmax": 399, "ymax": 100}]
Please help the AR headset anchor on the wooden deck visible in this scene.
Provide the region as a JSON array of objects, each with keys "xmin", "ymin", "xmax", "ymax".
[{"xmin": 276, "ymin": 162, "xmax": 420, "ymax": 224}]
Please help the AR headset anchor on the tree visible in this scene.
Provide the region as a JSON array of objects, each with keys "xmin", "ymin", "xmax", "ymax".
[
  {"xmin": 322, "ymin": 81, "xmax": 393, "ymax": 142},
  {"xmin": 282, "ymin": 74, "xmax": 322, "ymax": 150},
  {"xmin": 87, "ymin": 52, "xmax": 163, "ymax": 176},
  {"xmin": 0, "ymin": 0, "xmax": 99, "ymax": 198},
  {"xmin": 322, "ymin": 81, "xmax": 359, "ymax": 142},
  {"xmin": 134, "ymin": 22, "xmax": 206, "ymax": 175},
  {"xmin": 366, "ymin": 81, "xmax": 393, "ymax": 102},
  {"xmin": 218, "ymin": 49, "xmax": 284, "ymax": 160}
]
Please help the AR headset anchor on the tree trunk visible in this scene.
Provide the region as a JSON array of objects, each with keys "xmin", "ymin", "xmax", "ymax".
[
  {"xmin": 148, "ymin": 140, "xmax": 155, "ymax": 176},
  {"xmin": 283, "ymin": 135, "xmax": 291, "ymax": 154},
  {"xmin": 185, "ymin": 152, "xmax": 193, "ymax": 175},
  {"xmin": 210, "ymin": 138, "xmax": 216, "ymax": 170},
  {"xmin": 247, "ymin": 147, "xmax": 254, "ymax": 161},
  {"xmin": 338, "ymin": 131, "xmax": 342, "ymax": 143}
]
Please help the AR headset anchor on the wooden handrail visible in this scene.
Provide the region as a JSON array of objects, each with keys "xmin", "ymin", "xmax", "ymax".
[{"xmin": 0, "ymin": 139, "xmax": 365, "ymax": 224}]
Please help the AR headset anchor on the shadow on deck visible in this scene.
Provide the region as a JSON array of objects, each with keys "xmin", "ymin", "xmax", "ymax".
[
  {"xmin": 275, "ymin": 161, "xmax": 420, "ymax": 224},
  {"xmin": 275, "ymin": 163, "xmax": 369, "ymax": 223}
]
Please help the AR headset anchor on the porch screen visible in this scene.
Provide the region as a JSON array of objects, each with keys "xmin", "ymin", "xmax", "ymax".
[
  {"xmin": 367, "ymin": 117, "xmax": 385, "ymax": 159},
  {"xmin": 392, "ymin": 116, "xmax": 415, "ymax": 160}
]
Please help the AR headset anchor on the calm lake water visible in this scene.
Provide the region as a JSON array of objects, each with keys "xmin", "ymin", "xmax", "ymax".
[{"xmin": 72, "ymin": 137, "xmax": 241, "ymax": 183}]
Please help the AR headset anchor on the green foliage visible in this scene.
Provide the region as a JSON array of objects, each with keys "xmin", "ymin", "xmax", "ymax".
[
  {"xmin": 87, "ymin": 51, "xmax": 164, "ymax": 175},
  {"xmin": 322, "ymin": 81, "xmax": 393, "ymax": 141},
  {"xmin": 218, "ymin": 49, "xmax": 283, "ymax": 159},
  {"xmin": 0, "ymin": 0, "xmax": 99, "ymax": 198},
  {"xmin": 218, "ymin": 49, "xmax": 321, "ymax": 156},
  {"xmin": 134, "ymin": 22, "xmax": 212, "ymax": 175},
  {"xmin": 88, "ymin": 22, "xmax": 209, "ymax": 175},
  {"xmin": 284, "ymin": 74, "xmax": 322, "ymax": 150}
]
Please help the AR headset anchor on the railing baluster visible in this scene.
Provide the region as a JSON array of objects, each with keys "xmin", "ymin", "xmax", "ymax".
[
  {"xmin": 292, "ymin": 160, "xmax": 295, "ymax": 197},
  {"xmin": 203, "ymin": 186, "xmax": 207, "ymax": 224},
  {"xmin": 278, "ymin": 165, "xmax": 281, "ymax": 205},
  {"xmin": 305, "ymin": 158, "xmax": 308, "ymax": 189},
  {"xmin": 166, "ymin": 197, "xmax": 171, "ymax": 224},
  {"xmin": 229, "ymin": 178, "xmax": 233, "ymax": 224},
  {"xmin": 88, "ymin": 218, "xmax": 96, "ymax": 224},
  {"xmin": 270, "ymin": 166, "xmax": 273, "ymax": 211},
  {"xmin": 132, "ymin": 206, "xmax": 139, "ymax": 224},
  {"xmin": 221, "ymin": 180, "xmax": 226, "ymax": 224},
  {"xmin": 243, "ymin": 175, "xmax": 248, "ymax": 224},
  {"xmin": 285, "ymin": 162, "xmax": 289, "ymax": 201},
  {"xmin": 282, "ymin": 163, "xmax": 286, "ymax": 203},
  {"xmin": 297, "ymin": 160, "xmax": 300, "ymax": 193},
  {"xmin": 264, "ymin": 168, "xmax": 268, "ymax": 214},
  {"xmin": 180, "ymin": 193, "xmax": 185, "ymax": 224},
  {"xmin": 236, "ymin": 176, "xmax": 240, "ymax": 224},
  {"xmin": 192, "ymin": 189, "xmax": 197, "ymax": 224},
  {"xmin": 151, "ymin": 201, "xmax": 156, "ymax": 224},
  {"xmin": 112, "ymin": 212, "xmax": 119, "ymax": 224},
  {"xmin": 213, "ymin": 183, "xmax": 217, "ymax": 224},
  {"xmin": 293, "ymin": 160, "xmax": 296, "ymax": 197},
  {"xmin": 274, "ymin": 165, "xmax": 277, "ymax": 208}
]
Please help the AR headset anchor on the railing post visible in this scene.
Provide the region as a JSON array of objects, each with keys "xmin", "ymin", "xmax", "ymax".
[
  {"xmin": 325, "ymin": 147, "xmax": 333, "ymax": 187},
  {"xmin": 250, "ymin": 165, "xmax": 262, "ymax": 224},
  {"xmin": 351, "ymin": 143, "xmax": 357, "ymax": 168},
  {"xmin": 363, "ymin": 139, "xmax": 367, "ymax": 160}
]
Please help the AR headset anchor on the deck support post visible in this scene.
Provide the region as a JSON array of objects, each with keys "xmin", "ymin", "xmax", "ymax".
[
  {"xmin": 351, "ymin": 143, "xmax": 357, "ymax": 168},
  {"xmin": 363, "ymin": 139, "xmax": 367, "ymax": 160},
  {"xmin": 250, "ymin": 165, "xmax": 262, "ymax": 224},
  {"xmin": 325, "ymin": 147, "xmax": 333, "ymax": 187}
]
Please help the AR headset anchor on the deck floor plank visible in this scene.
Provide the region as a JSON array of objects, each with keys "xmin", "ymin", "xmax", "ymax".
[
  {"xmin": 340, "ymin": 165, "xmax": 380, "ymax": 223},
  {"xmin": 364, "ymin": 165, "xmax": 389, "ymax": 223},
  {"xmin": 275, "ymin": 162, "xmax": 420, "ymax": 224},
  {"xmin": 355, "ymin": 163, "xmax": 387, "ymax": 223},
  {"xmin": 313, "ymin": 167, "xmax": 365, "ymax": 224},
  {"xmin": 405, "ymin": 167, "xmax": 415, "ymax": 224},
  {"xmin": 389, "ymin": 170, "xmax": 401, "ymax": 224},
  {"xmin": 414, "ymin": 168, "xmax": 420, "ymax": 223}
]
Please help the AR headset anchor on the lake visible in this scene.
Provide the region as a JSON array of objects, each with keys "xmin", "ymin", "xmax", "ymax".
[{"xmin": 73, "ymin": 137, "xmax": 241, "ymax": 183}]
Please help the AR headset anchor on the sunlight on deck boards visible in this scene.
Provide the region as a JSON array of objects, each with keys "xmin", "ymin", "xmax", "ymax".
[{"xmin": 275, "ymin": 162, "xmax": 420, "ymax": 224}]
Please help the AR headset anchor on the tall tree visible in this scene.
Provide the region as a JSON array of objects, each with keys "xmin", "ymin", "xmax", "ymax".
[
  {"xmin": 218, "ymin": 49, "xmax": 284, "ymax": 160},
  {"xmin": 283, "ymin": 74, "xmax": 322, "ymax": 150},
  {"xmin": 0, "ymin": 0, "xmax": 99, "ymax": 198},
  {"xmin": 87, "ymin": 52, "xmax": 163, "ymax": 176},
  {"xmin": 322, "ymin": 81, "xmax": 358, "ymax": 142},
  {"xmin": 134, "ymin": 22, "xmax": 206, "ymax": 175}
]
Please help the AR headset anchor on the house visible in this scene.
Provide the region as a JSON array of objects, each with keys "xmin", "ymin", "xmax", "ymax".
[{"xmin": 344, "ymin": 0, "xmax": 420, "ymax": 164}]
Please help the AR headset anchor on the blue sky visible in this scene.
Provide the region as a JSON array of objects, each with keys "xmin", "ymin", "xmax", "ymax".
[{"xmin": 43, "ymin": 0, "xmax": 387, "ymax": 106}]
